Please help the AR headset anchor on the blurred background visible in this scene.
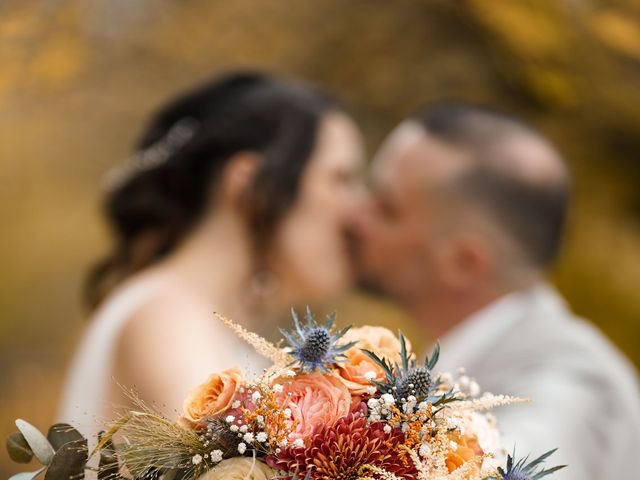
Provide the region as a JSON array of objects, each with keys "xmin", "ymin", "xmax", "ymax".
[{"xmin": 2, "ymin": 0, "xmax": 640, "ymax": 476}]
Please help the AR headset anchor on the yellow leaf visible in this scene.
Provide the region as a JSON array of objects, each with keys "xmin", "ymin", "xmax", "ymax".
[
  {"xmin": 468, "ymin": 0, "xmax": 572, "ymax": 60},
  {"xmin": 589, "ymin": 10, "xmax": 640, "ymax": 60},
  {"xmin": 27, "ymin": 33, "xmax": 87, "ymax": 91}
]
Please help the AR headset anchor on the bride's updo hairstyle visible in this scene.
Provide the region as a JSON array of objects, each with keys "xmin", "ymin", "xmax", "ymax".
[{"xmin": 85, "ymin": 71, "xmax": 336, "ymax": 309}]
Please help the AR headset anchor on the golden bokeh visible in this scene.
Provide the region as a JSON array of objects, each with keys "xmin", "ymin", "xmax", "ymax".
[{"xmin": 2, "ymin": 1, "xmax": 640, "ymax": 476}]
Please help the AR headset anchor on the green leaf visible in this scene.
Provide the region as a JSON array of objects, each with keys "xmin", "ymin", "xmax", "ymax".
[
  {"xmin": 399, "ymin": 331, "xmax": 409, "ymax": 372},
  {"xmin": 9, "ymin": 467, "xmax": 46, "ymax": 480},
  {"xmin": 426, "ymin": 343, "xmax": 440, "ymax": 371},
  {"xmin": 7, "ymin": 432, "xmax": 34, "ymax": 464},
  {"xmin": 46, "ymin": 424, "xmax": 85, "ymax": 452},
  {"xmin": 524, "ymin": 448, "xmax": 557, "ymax": 472},
  {"xmin": 362, "ymin": 349, "xmax": 394, "ymax": 380},
  {"xmin": 532, "ymin": 465, "xmax": 567, "ymax": 479},
  {"xmin": 15, "ymin": 420, "xmax": 55, "ymax": 466},
  {"xmin": 161, "ymin": 469, "xmax": 177, "ymax": 480},
  {"xmin": 43, "ymin": 438, "xmax": 88, "ymax": 480}
]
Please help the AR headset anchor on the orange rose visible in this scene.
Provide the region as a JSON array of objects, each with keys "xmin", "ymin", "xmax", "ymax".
[
  {"xmin": 337, "ymin": 348, "xmax": 386, "ymax": 396},
  {"xmin": 274, "ymin": 372, "xmax": 351, "ymax": 443},
  {"xmin": 445, "ymin": 434, "xmax": 484, "ymax": 473},
  {"xmin": 182, "ymin": 366, "xmax": 244, "ymax": 424},
  {"xmin": 337, "ymin": 326, "xmax": 409, "ymax": 397},
  {"xmin": 341, "ymin": 326, "xmax": 408, "ymax": 364}
]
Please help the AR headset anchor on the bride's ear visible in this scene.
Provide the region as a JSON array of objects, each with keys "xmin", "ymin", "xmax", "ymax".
[{"xmin": 218, "ymin": 152, "xmax": 260, "ymax": 206}]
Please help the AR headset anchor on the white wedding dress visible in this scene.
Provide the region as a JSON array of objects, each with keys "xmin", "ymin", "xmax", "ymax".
[{"xmin": 57, "ymin": 279, "xmax": 268, "ymax": 440}]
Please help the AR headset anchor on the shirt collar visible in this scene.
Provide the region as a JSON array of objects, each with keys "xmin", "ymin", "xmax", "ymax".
[{"xmin": 435, "ymin": 282, "xmax": 567, "ymax": 374}]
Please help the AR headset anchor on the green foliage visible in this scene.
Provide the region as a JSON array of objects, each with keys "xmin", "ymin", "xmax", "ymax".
[
  {"xmin": 6, "ymin": 432, "xmax": 34, "ymax": 464},
  {"xmin": 43, "ymin": 441, "xmax": 87, "ymax": 480},
  {"xmin": 7, "ymin": 421, "xmax": 89, "ymax": 480},
  {"xmin": 14, "ymin": 420, "xmax": 55, "ymax": 466},
  {"xmin": 93, "ymin": 396, "xmax": 211, "ymax": 480},
  {"xmin": 494, "ymin": 449, "xmax": 566, "ymax": 480},
  {"xmin": 9, "ymin": 468, "xmax": 47, "ymax": 480},
  {"xmin": 46, "ymin": 424, "xmax": 84, "ymax": 451}
]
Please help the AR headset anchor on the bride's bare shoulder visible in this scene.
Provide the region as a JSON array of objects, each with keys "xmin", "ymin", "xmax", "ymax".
[
  {"xmin": 108, "ymin": 272, "xmax": 231, "ymax": 408},
  {"xmin": 114, "ymin": 270, "xmax": 230, "ymax": 365},
  {"xmin": 88, "ymin": 268, "xmax": 217, "ymax": 359},
  {"xmin": 117, "ymin": 273, "xmax": 214, "ymax": 334}
]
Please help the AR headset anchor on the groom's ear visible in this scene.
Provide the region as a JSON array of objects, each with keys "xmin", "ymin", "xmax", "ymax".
[
  {"xmin": 218, "ymin": 152, "xmax": 260, "ymax": 206},
  {"xmin": 439, "ymin": 233, "xmax": 492, "ymax": 289}
]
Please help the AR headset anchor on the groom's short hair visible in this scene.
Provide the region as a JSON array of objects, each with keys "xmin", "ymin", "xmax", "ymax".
[{"xmin": 412, "ymin": 102, "xmax": 570, "ymax": 269}]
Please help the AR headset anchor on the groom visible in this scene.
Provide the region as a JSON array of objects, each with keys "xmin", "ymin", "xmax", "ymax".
[{"xmin": 351, "ymin": 103, "xmax": 640, "ymax": 479}]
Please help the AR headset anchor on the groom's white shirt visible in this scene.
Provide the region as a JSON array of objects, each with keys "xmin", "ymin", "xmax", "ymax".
[{"xmin": 437, "ymin": 283, "xmax": 640, "ymax": 479}]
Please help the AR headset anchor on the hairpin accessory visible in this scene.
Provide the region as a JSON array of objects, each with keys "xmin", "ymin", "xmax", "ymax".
[{"xmin": 102, "ymin": 117, "xmax": 200, "ymax": 191}]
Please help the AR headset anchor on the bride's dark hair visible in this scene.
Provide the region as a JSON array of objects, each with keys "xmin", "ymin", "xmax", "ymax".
[{"xmin": 85, "ymin": 71, "xmax": 336, "ymax": 309}]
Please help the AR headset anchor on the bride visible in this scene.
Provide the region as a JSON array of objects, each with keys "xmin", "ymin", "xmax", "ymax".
[{"xmin": 57, "ymin": 71, "xmax": 365, "ymax": 438}]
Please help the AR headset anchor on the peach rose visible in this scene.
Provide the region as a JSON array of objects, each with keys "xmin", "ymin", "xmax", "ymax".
[
  {"xmin": 274, "ymin": 372, "xmax": 351, "ymax": 443},
  {"xmin": 199, "ymin": 458, "xmax": 274, "ymax": 480},
  {"xmin": 182, "ymin": 366, "xmax": 244, "ymax": 424},
  {"xmin": 341, "ymin": 325, "xmax": 408, "ymax": 364},
  {"xmin": 337, "ymin": 348, "xmax": 387, "ymax": 396},
  {"xmin": 445, "ymin": 434, "xmax": 484, "ymax": 473}
]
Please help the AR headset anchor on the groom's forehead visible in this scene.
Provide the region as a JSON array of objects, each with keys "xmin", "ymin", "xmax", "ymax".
[
  {"xmin": 371, "ymin": 122, "xmax": 425, "ymax": 183},
  {"xmin": 372, "ymin": 122, "xmax": 469, "ymax": 188}
]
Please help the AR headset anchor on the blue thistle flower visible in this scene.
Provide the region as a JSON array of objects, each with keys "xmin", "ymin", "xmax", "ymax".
[
  {"xmin": 496, "ymin": 449, "xmax": 566, "ymax": 480},
  {"xmin": 395, "ymin": 366, "xmax": 432, "ymax": 401},
  {"xmin": 363, "ymin": 332, "xmax": 446, "ymax": 404},
  {"xmin": 280, "ymin": 308, "xmax": 356, "ymax": 373}
]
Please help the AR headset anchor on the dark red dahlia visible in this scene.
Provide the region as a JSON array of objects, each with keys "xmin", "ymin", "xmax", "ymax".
[{"xmin": 267, "ymin": 404, "xmax": 417, "ymax": 480}]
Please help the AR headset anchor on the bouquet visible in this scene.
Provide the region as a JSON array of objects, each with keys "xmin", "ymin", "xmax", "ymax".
[{"xmin": 7, "ymin": 309, "xmax": 565, "ymax": 480}]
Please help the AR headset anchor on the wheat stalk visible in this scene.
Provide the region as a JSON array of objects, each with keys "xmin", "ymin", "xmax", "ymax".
[{"xmin": 214, "ymin": 312, "xmax": 293, "ymax": 367}]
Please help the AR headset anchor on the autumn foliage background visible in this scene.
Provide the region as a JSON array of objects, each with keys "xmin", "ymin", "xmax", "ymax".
[{"xmin": 2, "ymin": 1, "xmax": 640, "ymax": 477}]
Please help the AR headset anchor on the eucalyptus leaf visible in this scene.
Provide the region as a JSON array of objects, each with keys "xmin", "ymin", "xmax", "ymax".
[
  {"xmin": 43, "ymin": 439, "xmax": 88, "ymax": 480},
  {"xmin": 47, "ymin": 424, "xmax": 85, "ymax": 451},
  {"xmin": 15, "ymin": 420, "xmax": 55, "ymax": 466},
  {"xmin": 9, "ymin": 467, "xmax": 46, "ymax": 480},
  {"xmin": 7, "ymin": 431, "xmax": 34, "ymax": 464},
  {"xmin": 161, "ymin": 469, "xmax": 177, "ymax": 480},
  {"xmin": 171, "ymin": 468, "xmax": 190, "ymax": 480}
]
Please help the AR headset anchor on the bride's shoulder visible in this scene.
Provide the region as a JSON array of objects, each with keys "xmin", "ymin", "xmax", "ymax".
[
  {"xmin": 111, "ymin": 274, "xmax": 228, "ymax": 367},
  {"xmin": 125, "ymin": 277, "xmax": 211, "ymax": 328},
  {"xmin": 91, "ymin": 270, "xmax": 217, "ymax": 341}
]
